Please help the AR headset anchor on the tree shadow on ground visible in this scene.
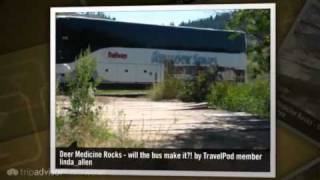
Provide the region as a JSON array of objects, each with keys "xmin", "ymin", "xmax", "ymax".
[{"xmin": 161, "ymin": 115, "xmax": 270, "ymax": 150}]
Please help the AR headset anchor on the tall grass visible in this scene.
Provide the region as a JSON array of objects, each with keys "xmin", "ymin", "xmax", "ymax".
[
  {"xmin": 56, "ymin": 48, "xmax": 144, "ymax": 147},
  {"xmin": 207, "ymin": 78, "xmax": 270, "ymax": 118},
  {"xmin": 148, "ymin": 72, "xmax": 214, "ymax": 102},
  {"xmin": 148, "ymin": 71, "xmax": 269, "ymax": 118},
  {"xmin": 148, "ymin": 77, "xmax": 183, "ymax": 101}
]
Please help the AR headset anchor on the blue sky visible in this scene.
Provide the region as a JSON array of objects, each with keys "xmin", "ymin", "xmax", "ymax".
[{"xmin": 104, "ymin": 10, "xmax": 233, "ymax": 26}]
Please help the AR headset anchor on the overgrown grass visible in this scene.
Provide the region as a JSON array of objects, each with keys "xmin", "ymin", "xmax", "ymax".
[
  {"xmin": 56, "ymin": 48, "xmax": 144, "ymax": 148},
  {"xmin": 178, "ymin": 72, "xmax": 214, "ymax": 102},
  {"xmin": 148, "ymin": 77, "xmax": 183, "ymax": 100},
  {"xmin": 56, "ymin": 106, "xmax": 117, "ymax": 147},
  {"xmin": 56, "ymin": 105, "xmax": 145, "ymax": 148},
  {"xmin": 147, "ymin": 72, "xmax": 269, "ymax": 118},
  {"xmin": 148, "ymin": 72, "xmax": 215, "ymax": 102},
  {"xmin": 207, "ymin": 78, "xmax": 270, "ymax": 118}
]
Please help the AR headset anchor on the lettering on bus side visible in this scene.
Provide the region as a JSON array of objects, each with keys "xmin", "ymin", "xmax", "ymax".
[
  {"xmin": 151, "ymin": 51, "xmax": 217, "ymax": 65},
  {"xmin": 107, "ymin": 51, "xmax": 127, "ymax": 59}
]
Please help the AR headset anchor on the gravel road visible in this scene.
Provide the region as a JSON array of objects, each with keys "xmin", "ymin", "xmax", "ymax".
[{"xmin": 94, "ymin": 96, "xmax": 270, "ymax": 149}]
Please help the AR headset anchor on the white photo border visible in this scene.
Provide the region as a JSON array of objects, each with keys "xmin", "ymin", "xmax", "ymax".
[{"xmin": 50, "ymin": 3, "xmax": 276, "ymax": 177}]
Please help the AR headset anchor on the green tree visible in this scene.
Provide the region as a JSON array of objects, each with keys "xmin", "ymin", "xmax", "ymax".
[
  {"xmin": 180, "ymin": 12, "xmax": 232, "ymax": 29},
  {"xmin": 66, "ymin": 48, "xmax": 99, "ymax": 118},
  {"xmin": 226, "ymin": 9, "xmax": 270, "ymax": 79}
]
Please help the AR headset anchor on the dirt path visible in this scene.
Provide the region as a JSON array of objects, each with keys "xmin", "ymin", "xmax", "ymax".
[{"xmin": 95, "ymin": 96, "xmax": 270, "ymax": 149}]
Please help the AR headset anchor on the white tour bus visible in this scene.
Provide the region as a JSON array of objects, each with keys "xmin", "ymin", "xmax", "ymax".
[{"xmin": 56, "ymin": 16, "xmax": 247, "ymax": 84}]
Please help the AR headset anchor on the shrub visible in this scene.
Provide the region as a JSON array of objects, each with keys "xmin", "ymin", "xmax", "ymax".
[
  {"xmin": 178, "ymin": 70, "xmax": 217, "ymax": 102},
  {"xmin": 177, "ymin": 81, "xmax": 196, "ymax": 102},
  {"xmin": 58, "ymin": 48, "xmax": 107, "ymax": 147},
  {"xmin": 66, "ymin": 48, "xmax": 99, "ymax": 118},
  {"xmin": 56, "ymin": 48, "xmax": 145, "ymax": 147},
  {"xmin": 207, "ymin": 78, "xmax": 270, "ymax": 118},
  {"xmin": 56, "ymin": 116, "xmax": 65, "ymax": 134},
  {"xmin": 206, "ymin": 81, "xmax": 229, "ymax": 107},
  {"xmin": 148, "ymin": 77, "xmax": 183, "ymax": 100},
  {"xmin": 149, "ymin": 69, "xmax": 218, "ymax": 102},
  {"xmin": 90, "ymin": 124, "xmax": 115, "ymax": 140},
  {"xmin": 192, "ymin": 71, "xmax": 213, "ymax": 101}
]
